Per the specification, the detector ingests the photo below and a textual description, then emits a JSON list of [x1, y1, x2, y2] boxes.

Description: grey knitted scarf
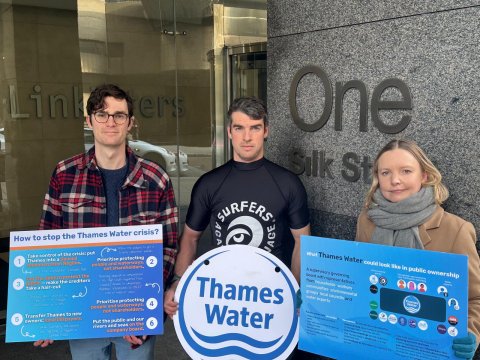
[[368, 186, 436, 249]]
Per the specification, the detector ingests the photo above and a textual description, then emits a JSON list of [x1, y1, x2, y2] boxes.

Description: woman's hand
[[452, 332, 477, 359]]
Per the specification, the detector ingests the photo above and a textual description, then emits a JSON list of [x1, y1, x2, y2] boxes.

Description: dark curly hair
[[86, 84, 133, 117]]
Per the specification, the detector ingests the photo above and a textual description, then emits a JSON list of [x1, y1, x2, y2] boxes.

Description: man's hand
[[123, 335, 148, 347], [164, 284, 179, 318], [163, 225, 201, 318], [33, 339, 54, 348]]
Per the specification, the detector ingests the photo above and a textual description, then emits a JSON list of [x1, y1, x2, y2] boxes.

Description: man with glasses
[[35, 84, 178, 360]]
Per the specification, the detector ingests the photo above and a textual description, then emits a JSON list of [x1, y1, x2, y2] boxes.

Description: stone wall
[[267, 2, 480, 240]]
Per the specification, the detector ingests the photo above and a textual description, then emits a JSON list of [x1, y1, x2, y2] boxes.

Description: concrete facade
[[267, 2, 480, 240]]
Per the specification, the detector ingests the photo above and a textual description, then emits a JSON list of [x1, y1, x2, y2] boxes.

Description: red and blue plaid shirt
[[40, 146, 178, 287]]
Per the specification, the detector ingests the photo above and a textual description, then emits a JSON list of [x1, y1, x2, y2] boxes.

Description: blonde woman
[[356, 139, 480, 359]]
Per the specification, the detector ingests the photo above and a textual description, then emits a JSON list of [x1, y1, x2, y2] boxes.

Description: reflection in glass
[[77, 0, 220, 224], [0, 0, 267, 238]]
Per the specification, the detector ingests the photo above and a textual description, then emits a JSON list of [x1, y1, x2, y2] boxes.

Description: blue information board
[[300, 236, 468, 360], [7, 225, 164, 342]]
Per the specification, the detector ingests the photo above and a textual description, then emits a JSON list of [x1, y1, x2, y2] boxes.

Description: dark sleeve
[[39, 168, 63, 230], [159, 177, 178, 288], [185, 175, 212, 232], [287, 174, 310, 229]]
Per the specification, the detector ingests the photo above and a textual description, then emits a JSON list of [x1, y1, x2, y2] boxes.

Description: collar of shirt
[[78, 146, 149, 190]]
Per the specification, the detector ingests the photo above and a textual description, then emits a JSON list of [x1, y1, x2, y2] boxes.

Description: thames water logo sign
[[173, 245, 299, 359], [403, 295, 421, 314]]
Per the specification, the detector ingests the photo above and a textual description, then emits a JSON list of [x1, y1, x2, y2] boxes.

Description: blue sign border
[[299, 236, 468, 360]]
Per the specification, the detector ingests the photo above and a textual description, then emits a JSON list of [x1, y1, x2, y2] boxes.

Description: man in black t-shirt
[[164, 96, 310, 317]]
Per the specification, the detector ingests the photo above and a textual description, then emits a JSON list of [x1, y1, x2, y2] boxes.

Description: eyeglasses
[[93, 111, 129, 125]]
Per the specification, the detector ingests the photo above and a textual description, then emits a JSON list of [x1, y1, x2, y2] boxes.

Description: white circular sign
[[146, 256, 157, 268], [146, 317, 158, 330], [11, 313, 23, 326], [379, 312, 387, 322], [13, 256, 25, 267], [13, 278, 25, 290], [173, 245, 299, 359], [418, 320, 428, 331], [146, 298, 158, 310]]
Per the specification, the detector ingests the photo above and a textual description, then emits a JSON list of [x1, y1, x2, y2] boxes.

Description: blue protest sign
[[7, 225, 163, 342], [300, 236, 468, 360]]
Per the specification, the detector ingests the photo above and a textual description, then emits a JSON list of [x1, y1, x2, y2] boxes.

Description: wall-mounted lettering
[[288, 148, 373, 183], [289, 65, 412, 134]]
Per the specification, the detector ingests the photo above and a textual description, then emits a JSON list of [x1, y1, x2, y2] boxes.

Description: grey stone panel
[[309, 209, 358, 241], [266, 6, 480, 238], [268, 1, 480, 37]]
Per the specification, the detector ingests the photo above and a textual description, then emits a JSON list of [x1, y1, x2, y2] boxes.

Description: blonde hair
[[365, 139, 449, 207]]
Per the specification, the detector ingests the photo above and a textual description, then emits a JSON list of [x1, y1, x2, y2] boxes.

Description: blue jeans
[[69, 336, 155, 360]]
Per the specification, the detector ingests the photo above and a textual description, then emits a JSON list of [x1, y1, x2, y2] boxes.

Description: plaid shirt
[[40, 146, 178, 287]]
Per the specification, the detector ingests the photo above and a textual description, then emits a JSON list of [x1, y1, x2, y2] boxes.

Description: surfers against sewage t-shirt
[[186, 158, 309, 263]]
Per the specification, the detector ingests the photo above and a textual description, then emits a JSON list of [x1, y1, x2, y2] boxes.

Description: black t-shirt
[[186, 158, 310, 263]]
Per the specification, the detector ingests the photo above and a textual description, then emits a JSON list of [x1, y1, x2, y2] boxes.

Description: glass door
[[230, 42, 267, 102], [225, 42, 267, 160]]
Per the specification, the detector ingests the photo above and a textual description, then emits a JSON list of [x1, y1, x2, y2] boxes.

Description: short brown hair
[[86, 84, 133, 117], [227, 97, 268, 126]]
